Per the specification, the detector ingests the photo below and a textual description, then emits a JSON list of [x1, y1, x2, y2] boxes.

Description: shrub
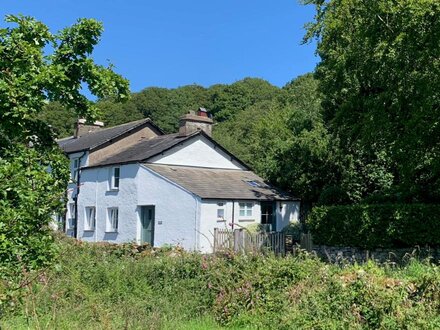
[[318, 185, 350, 206], [307, 204, 440, 249], [2, 236, 440, 329], [281, 222, 302, 242]]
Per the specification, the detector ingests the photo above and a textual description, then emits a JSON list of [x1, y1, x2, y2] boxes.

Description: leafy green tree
[[209, 78, 281, 121], [0, 15, 129, 309], [303, 0, 440, 203], [38, 102, 77, 138], [214, 74, 337, 205]]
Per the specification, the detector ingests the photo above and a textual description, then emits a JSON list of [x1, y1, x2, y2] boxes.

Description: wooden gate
[[214, 228, 286, 255]]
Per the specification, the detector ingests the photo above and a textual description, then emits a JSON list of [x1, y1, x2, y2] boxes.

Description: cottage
[[57, 109, 300, 253]]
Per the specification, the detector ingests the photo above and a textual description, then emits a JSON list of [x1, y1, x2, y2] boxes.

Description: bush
[[318, 185, 350, 206], [307, 204, 440, 249], [2, 236, 440, 329], [281, 222, 302, 241]]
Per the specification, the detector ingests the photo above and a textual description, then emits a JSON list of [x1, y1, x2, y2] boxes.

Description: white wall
[[199, 200, 261, 253], [150, 135, 246, 169], [137, 165, 199, 250], [199, 200, 232, 253], [276, 201, 300, 230], [74, 163, 199, 250], [199, 200, 300, 253], [77, 163, 139, 244]]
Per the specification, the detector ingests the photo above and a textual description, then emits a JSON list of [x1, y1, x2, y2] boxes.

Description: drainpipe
[[73, 151, 86, 239], [231, 200, 235, 230], [63, 188, 68, 233], [194, 196, 199, 250], [94, 169, 99, 242]]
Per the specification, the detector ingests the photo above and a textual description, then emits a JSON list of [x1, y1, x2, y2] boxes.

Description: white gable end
[[149, 135, 246, 170]]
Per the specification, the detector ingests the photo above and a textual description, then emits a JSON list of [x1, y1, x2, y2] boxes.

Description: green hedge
[[307, 204, 440, 249]]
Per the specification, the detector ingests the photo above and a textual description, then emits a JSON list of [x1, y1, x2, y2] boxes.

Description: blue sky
[[1, 1, 318, 93]]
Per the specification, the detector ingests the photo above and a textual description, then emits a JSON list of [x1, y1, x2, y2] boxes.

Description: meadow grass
[[2, 237, 440, 329]]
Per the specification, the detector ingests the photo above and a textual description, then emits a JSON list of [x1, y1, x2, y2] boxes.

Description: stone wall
[[310, 245, 440, 264]]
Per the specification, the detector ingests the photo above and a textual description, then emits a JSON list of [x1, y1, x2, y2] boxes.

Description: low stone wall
[[311, 245, 440, 264]]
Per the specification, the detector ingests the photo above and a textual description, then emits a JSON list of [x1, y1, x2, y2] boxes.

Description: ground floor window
[[85, 207, 96, 231], [239, 202, 253, 217], [68, 203, 76, 229], [107, 207, 119, 232], [217, 202, 225, 220]]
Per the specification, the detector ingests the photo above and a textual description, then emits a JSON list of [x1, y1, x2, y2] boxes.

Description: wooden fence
[[213, 228, 286, 255]]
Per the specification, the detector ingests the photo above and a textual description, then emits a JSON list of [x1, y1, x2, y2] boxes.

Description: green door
[[141, 206, 155, 245]]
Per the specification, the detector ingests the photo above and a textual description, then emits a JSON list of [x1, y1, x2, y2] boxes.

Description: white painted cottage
[[57, 109, 300, 253]]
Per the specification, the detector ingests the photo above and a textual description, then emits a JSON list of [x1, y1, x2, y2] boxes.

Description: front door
[[260, 201, 276, 232], [140, 206, 155, 245]]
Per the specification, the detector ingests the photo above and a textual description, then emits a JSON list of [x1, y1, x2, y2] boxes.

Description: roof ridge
[[86, 118, 150, 134], [146, 163, 249, 171]]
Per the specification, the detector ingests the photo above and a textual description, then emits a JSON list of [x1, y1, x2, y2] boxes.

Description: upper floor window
[[110, 167, 120, 190], [71, 158, 79, 182], [239, 202, 253, 217], [84, 207, 96, 231]]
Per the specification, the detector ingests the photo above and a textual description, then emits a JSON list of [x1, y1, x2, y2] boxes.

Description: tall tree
[[0, 15, 129, 307], [303, 0, 440, 202], [213, 74, 337, 205]]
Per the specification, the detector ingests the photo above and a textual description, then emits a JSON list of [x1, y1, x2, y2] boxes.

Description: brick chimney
[[179, 108, 214, 137], [74, 118, 104, 138]]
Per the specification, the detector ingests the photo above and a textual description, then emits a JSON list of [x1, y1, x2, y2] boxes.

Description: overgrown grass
[[2, 236, 440, 329]]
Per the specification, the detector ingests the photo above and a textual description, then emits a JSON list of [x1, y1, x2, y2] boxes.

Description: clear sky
[[1, 0, 318, 93]]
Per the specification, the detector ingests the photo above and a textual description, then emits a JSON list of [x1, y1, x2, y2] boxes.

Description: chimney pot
[[179, 108, 213, 137], [74, 119, 104, 138]]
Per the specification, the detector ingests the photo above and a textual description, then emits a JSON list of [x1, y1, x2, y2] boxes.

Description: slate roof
[[144, 164, 298, 201], [58, 119, 162, 154], [93, 133, 192, 166]]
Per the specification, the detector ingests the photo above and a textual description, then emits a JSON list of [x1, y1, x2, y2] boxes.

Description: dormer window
[[110, 167, 120, 190]]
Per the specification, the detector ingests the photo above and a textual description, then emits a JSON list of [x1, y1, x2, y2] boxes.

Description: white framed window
[[110, 167, 120, 190], [68, 203, 76, 229], [217, 202, 225, 220], [239, 202, 253, 217], [84, 207, 96, 231], [71, 158, 79, 182], [56, 213, 64, 230], [107, 208, 118, 232]]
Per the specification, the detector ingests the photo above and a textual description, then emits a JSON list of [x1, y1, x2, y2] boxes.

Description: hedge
[[307, 204, 440, 249]]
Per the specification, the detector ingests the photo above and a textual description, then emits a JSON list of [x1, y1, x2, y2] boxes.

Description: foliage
[[0, 14, 129, 310], [317, 185, 350, 206], [2, 236, 440, 329], [214, 74, 337, 205], [208, 77, 281, 122], [303, 0, 440, 203], [308, 204, 440, 249], [281, 221, 302, 242], [37, 102, 77, 138]]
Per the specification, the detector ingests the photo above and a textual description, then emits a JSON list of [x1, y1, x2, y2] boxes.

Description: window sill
[[108, 188, 119, 192], [105, 231, 118, 233], [216, 219, 226, 223], [84, 229, 95, 232], [238, 219, 255, 222]]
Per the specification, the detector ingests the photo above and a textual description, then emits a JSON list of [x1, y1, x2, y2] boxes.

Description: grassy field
[[2, 237, 440, 329]]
